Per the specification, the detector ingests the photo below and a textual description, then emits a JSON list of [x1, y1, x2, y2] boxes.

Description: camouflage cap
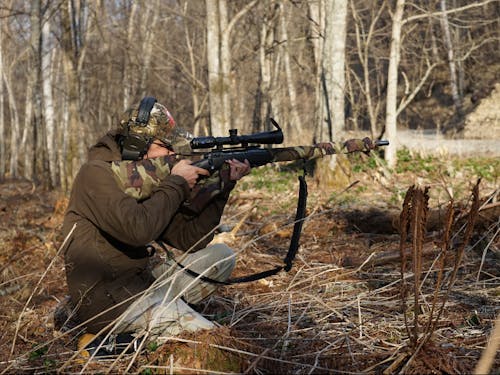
[[120, 101, 193, 154]]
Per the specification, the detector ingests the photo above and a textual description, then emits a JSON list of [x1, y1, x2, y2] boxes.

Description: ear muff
[[121, 134, 149, 160], [121, 96, 158, 160]]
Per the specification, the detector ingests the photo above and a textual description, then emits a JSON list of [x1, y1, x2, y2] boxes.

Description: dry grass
[[0, 155, 498, 374]]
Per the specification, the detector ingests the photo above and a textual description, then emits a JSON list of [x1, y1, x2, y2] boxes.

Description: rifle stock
[[192, 144, 333, 172]]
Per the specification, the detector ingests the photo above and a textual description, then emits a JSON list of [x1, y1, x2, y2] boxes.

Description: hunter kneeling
[[60, 96, 250, 351]]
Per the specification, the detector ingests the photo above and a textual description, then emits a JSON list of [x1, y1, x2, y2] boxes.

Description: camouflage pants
[[113, 243, 235, 342]]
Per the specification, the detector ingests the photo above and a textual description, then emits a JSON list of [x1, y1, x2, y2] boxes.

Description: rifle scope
[[191, 119, 284, 149]]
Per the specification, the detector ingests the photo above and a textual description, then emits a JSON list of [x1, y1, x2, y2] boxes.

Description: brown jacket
[[62, 131, 231, 333]]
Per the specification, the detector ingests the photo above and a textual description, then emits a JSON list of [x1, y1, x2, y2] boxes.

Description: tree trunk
[[322, 0, 348, 141], [218, 0, 231, 134], [206, 0, 224, 135], [42, 18, 57, 188], [0, 23, 5, 179], [60, 0, 81, 188], [308, 0, 325, 142], [206, 0, 256, 135], [279, 2, 303, 142], [138, 1, 159, 98], [5, 67, 20, 178], [58, 86, 69, 192], [440, 0, 464, 132], [123, 1, 138, 109], [351, 1, 386, 138], [256, 1, 276, 132], [384, 0, 406, 168], [315, 0, 349, 191], [181, 2, 206, 136], [20, 0, 42, 182]]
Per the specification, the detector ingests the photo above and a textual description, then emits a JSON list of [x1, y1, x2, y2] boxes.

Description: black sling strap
[[157, 174, 308, 285]]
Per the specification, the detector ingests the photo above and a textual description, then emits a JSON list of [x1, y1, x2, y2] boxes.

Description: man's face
[[145, 140, 174, 159]]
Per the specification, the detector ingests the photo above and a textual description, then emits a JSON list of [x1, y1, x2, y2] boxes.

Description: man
[[61, 96, 250, 345]]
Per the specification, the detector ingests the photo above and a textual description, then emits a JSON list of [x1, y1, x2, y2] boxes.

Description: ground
[[0, 148, 498, 374]]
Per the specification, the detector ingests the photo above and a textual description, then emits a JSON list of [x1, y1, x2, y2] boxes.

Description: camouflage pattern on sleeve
[[111, 155, 176, 201], [110, 155, 228, 213], [270, 143, 338, 162]]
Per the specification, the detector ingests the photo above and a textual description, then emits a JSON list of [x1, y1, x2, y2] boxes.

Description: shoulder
[[79, 160, 112, 174], [73, 160, 116, 188]]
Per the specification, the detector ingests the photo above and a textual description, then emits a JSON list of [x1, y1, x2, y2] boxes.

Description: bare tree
[[321, 0, 348, 142], [138, 1, 160, 98], [206, 0, 257, 135], [0, 13, 5, 179], [308, 0, 325, 141], [42, 16, 57, 188], [350, 0, 387, 138], [123, 2, 138, 110], [60, 0, 83, 187], [278, 2, 303, 141], [178, 1, 209, 136], [439, 0, 463, 130], [384, 0, 405, 168], [18, 0, 42, 182]]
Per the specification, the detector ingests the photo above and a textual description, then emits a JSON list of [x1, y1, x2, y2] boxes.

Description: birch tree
[[0, 18, 5, 179], [313, 0, 349, 190], [206, 0, 224, 135], [138, 1, 159, 99], [439, 0, 463, 129], [350, 0, 387, 138], [181, 1, 208, 136], [279, 2, 302, 142], [255, 1, 278, 133], [60, 0, 82, 187], [42, 17, 57, 187], [206, 0, 257, 135], [0, 3, 20, 178], [384, 0, 405, 168], [123, 2, 138, 109], [17, 1, 42, 180], [308, 0, 325, 141], [321, 0, 348, 142]]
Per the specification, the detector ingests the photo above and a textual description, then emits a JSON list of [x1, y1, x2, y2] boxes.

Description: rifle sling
[[157, 174, 308, 285]]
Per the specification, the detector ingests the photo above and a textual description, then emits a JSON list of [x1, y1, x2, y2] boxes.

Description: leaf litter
[[0, 158, 498, 374]]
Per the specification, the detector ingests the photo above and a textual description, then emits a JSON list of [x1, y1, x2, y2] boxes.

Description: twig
[[357, 296, 363, 339], [8, 223, 76, 360], [474, 314, 500, 375], [476, 223, 500, 282]]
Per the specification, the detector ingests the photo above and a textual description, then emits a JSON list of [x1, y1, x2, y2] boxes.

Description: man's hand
[[226, 159, 251, 181], [171, 159, 210, 188]]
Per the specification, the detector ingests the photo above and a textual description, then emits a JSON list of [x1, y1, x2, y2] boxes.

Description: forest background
[[0, 0, 499, 374], [0, 0, 498, 190]]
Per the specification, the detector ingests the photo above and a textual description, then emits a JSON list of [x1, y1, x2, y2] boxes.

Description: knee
[[206, 243, 236, 270]]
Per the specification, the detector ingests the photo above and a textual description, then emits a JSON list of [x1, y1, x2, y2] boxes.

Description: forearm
[[160, 193, 230, 251]]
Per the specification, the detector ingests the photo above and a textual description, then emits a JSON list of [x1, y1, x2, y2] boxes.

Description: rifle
[[110, 120, 388, 213], [188, 119, 388, 172]]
